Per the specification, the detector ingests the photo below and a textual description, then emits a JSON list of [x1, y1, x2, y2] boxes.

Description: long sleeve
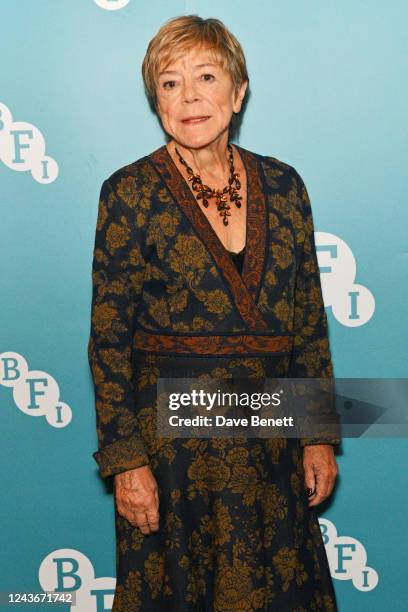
[[288, 169, 341, 448], [88, 176, 149, 478]]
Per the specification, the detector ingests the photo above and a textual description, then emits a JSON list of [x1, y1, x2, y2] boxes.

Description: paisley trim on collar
[[235, 144, 269, 306], [148, 144, 269, 332]]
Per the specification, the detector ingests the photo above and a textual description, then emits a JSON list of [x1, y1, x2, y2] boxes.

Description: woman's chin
[[172, 132, 220, 150]]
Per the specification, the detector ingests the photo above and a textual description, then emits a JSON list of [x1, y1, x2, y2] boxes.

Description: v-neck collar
[[148, 144, 269, 331]]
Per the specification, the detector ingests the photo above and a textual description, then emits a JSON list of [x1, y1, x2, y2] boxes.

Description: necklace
[[174, 143, 242, 226]]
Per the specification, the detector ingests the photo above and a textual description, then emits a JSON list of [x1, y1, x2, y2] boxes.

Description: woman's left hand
[[302, 444, 338, 507]]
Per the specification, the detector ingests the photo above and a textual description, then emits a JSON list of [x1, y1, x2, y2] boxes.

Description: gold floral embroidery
[[106, 216, 131, 254], [273, 547, 308, 592], [116, 176, 137, 207], [187, 455, 231, 496], [198, 289, 233, 315]]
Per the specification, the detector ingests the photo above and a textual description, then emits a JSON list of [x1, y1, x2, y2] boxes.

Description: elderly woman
[[88, 14, 341, 612]]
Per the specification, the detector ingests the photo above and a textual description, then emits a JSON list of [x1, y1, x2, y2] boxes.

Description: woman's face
[[155, 46, 247, 149]]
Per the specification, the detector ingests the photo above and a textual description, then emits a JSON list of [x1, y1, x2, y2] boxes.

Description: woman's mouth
[[181, 116, 210, 125]]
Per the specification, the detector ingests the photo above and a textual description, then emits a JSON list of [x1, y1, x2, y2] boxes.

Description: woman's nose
[[182, 80, 199, 103]]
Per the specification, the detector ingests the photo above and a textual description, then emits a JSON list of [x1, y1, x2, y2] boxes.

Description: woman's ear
[[233, 80, 248, 114]]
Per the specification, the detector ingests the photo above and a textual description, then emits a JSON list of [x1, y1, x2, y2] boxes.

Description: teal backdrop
[[1, 1, 407, 610]]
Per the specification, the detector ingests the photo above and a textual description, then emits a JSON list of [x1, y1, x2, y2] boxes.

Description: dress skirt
[[111, 354, 338, 612]]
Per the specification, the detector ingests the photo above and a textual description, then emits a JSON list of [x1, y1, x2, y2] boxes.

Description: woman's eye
[[163, 80, 176, 89], [201, 73, 215, 82]]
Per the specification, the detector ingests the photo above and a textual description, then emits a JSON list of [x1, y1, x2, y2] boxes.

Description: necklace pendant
[[217, 200, 230, 212], [175, 143, 241, 227]]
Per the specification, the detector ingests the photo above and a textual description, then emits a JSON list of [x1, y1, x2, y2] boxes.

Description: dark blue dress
[[88, 144, 340, 611]]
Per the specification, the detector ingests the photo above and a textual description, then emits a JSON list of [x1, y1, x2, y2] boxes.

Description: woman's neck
[[167, 136, 231, 179]]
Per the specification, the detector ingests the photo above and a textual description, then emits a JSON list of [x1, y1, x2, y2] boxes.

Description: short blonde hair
[[142, 15, 249, 108]]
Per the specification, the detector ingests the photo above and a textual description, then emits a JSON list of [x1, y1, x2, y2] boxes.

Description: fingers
[[146, 508, 160, 533], [302, 446, 338, 507], [116, 500, 159, 534], [114, 467, 160, 535], [133, 512, 150, 535], [139, 513, 160, 534], [303, 463, 316, 501], [308, 482, 333, 506], [307, 464, 338, 507], [116, 491, 160, 534]]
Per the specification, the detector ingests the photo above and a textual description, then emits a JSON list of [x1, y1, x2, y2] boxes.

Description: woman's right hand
[[114, 465, 160, 535]]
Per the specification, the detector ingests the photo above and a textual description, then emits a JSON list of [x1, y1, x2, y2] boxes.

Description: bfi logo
[[319, 518, 379, 591], [39, 549, 116, 611], [94, 0, 130, 9], [316, 232, 375, 327], [0, 102, 58, 183], [0, 352, 72, 428]]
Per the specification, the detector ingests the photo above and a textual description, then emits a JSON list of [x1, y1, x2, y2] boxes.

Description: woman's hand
[[302, 444, 338, 507], [114, 465, 160, 535]]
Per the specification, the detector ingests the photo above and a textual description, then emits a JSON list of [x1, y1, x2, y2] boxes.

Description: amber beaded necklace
[[174, 143, 242, 226]]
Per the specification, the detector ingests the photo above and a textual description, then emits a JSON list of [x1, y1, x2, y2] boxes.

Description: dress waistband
[[133, 328, 293, 357]]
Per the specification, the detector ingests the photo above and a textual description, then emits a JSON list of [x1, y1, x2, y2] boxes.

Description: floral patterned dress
[[88, 144, 341, 611]]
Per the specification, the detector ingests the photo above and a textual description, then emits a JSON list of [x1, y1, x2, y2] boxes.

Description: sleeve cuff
[[300, 437, 341, 447], [92, 434, 150, 479]]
